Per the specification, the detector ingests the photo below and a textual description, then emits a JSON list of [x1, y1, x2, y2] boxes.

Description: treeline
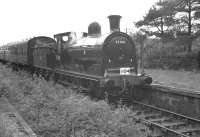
[[135, 0, 200, 52]]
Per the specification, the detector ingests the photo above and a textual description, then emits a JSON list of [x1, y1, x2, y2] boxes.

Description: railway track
[[57, 79, 200, 137], [131, 100, 200, 137], [28, 70, 200, 137]]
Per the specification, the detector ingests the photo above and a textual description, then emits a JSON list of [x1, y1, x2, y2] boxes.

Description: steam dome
[[88, 22, 101, 36]]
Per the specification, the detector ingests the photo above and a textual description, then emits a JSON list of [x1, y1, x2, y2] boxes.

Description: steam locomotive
[[0, 15, 152, 99]]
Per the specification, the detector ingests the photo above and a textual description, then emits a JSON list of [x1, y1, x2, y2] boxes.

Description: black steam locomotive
[[0, 15, 152, 98]]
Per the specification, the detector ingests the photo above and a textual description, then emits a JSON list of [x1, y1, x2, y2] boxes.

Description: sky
[[0, 0, 158, 45]]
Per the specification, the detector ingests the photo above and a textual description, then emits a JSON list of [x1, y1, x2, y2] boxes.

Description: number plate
[[120, 67, 130, 75]]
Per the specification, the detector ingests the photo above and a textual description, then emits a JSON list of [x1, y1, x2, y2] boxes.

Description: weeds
[[0, 64, 149, 137]]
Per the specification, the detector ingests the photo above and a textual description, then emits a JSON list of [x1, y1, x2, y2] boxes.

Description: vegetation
[[142, 39, 199, 70], [0, 64, 149, 137], [135, 0, 200, 52], [132, 0, 200, 70]]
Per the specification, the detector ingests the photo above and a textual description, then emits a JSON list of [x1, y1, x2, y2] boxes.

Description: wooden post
[[141, 41, 145, 75]]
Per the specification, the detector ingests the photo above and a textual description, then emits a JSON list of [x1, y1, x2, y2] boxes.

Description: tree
[[171, 0, 200, 52], [135, 0, 176, 41], [135, 0, 200, 52]]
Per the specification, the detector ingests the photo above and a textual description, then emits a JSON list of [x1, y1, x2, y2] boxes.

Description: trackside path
[[0, 97, 37, 137]]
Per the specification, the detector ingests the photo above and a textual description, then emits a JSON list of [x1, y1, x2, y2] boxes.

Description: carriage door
[[47, 48, 56, 68], [27, 41, 34, 66]]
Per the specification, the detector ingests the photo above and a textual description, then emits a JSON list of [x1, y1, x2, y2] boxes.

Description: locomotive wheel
[[88, 81, 95, 97], [87, 81, 102, 99], [72, 79, 82, 93], [105, 87, 123, 97]]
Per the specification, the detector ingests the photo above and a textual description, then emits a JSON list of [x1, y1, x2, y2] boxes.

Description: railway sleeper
[[146, 117, 200, 137], [131, 101, 200, 137], [137, 113, 162, 119], [148, 117, 172, 123], [159, 121, 187, 128], [150, 133, 164, 137], [176, 126, 200, 134], [149, 129, 164, 137], [143, 115, 200, 137]]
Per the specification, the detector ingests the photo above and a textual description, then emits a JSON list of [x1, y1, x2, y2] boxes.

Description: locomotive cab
[[54, 32, 77, 68], [54, 32, 76, 53]]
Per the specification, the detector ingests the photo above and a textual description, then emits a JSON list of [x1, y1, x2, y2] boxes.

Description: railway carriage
[[15, 41, 28, 65], [4, 44, 17, 63], [0, 36, 56, 69], [0, 46, 5, 61], [30, 37, 56, 68]]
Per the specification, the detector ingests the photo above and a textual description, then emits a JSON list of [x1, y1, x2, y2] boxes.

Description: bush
[[143, 40, 198, 70]]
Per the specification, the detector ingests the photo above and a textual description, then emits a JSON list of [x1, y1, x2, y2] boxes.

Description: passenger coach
[[0, 36, 56, 69]]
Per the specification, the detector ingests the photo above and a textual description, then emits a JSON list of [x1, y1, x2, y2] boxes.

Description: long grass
[[0, 64, 149, 137]]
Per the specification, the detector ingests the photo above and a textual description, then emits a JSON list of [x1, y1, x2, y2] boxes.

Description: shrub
[[143, 40, 198, 70]]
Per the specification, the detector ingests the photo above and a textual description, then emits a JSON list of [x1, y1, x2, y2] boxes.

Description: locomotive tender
[[0, 15, 152, 98]]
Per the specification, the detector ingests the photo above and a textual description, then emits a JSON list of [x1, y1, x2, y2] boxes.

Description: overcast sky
[[0, 0, 158, 44]]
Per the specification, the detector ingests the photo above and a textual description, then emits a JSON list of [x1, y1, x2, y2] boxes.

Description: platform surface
[[143, 69, 200, 92]]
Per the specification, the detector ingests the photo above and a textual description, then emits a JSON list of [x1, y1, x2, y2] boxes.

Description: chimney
[[108, 15, 121, 32]]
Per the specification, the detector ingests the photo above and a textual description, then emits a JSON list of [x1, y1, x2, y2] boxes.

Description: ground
[[143, 69, 200, 91]]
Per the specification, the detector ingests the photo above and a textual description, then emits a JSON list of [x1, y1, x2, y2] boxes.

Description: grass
[[0, 64, 149, 137], [143, 68, 200, 91]]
